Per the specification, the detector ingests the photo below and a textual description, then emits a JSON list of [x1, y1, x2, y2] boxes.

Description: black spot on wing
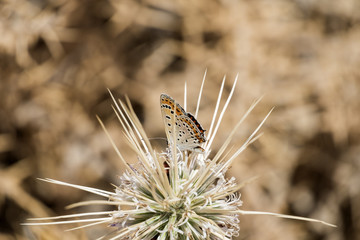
[[186, 112, 206, 135]]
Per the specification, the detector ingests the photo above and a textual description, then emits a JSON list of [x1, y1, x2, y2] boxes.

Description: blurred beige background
[[1, 0, 359, 239]]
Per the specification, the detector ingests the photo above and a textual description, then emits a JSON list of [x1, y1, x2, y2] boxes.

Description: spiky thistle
[[24, 72, 335, 239]]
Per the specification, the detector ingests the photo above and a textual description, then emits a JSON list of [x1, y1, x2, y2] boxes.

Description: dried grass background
[[1, 0, 359, 239]]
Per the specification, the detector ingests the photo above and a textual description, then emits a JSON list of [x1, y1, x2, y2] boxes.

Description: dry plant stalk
[[24, 73, 335, 239]]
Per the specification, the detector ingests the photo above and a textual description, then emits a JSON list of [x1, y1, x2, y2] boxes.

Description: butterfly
[[160, 94, 206, 152]]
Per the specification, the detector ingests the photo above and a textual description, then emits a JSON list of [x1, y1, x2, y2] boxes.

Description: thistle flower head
[[25, 73, 335, 239]]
